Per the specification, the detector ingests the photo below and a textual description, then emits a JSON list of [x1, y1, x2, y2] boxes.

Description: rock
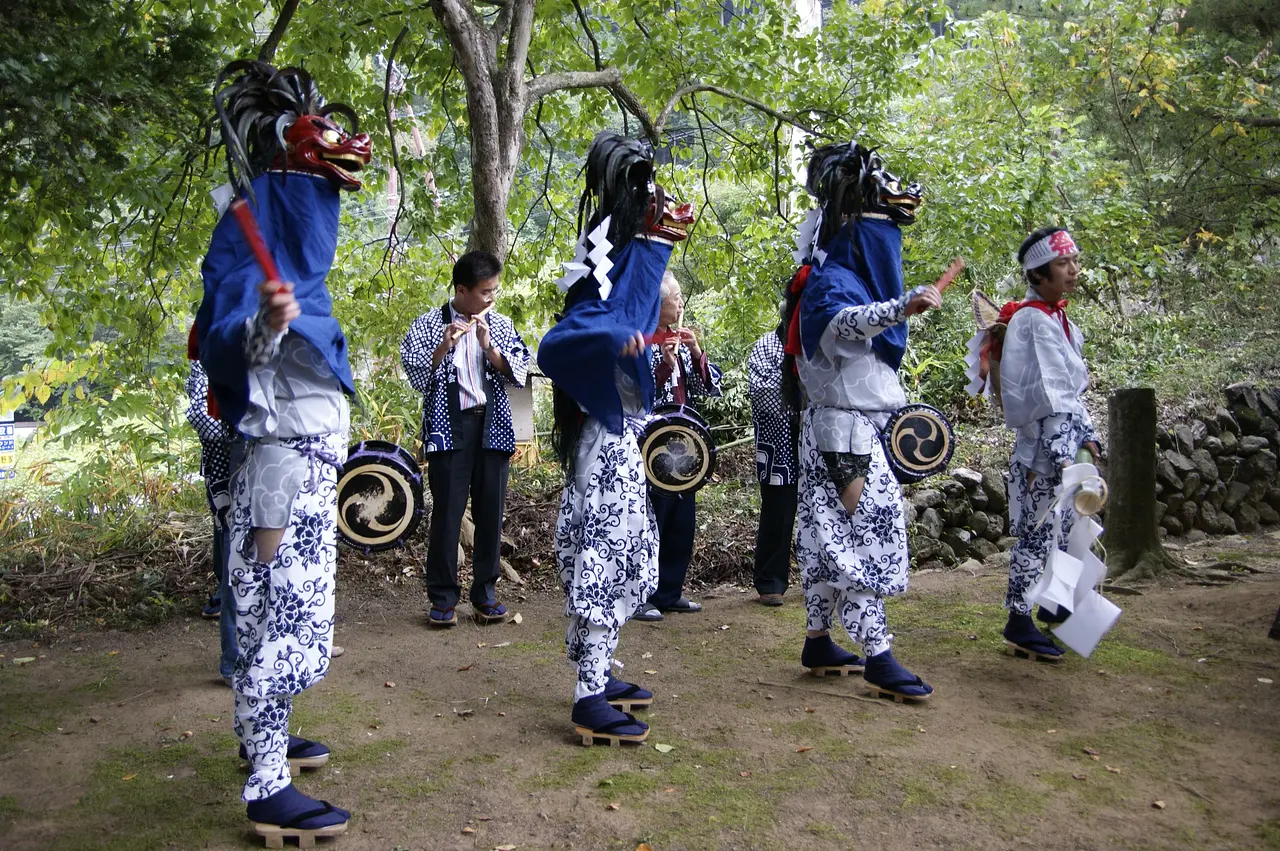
[[1219, 513, 1238, 535], [1186, 528, 1208, 543], [981, 470, 1008, 514], [1201, 435, 1224, 456], [1225, 381, 1260, 416], [967, 511, 991, 538], [952, 468, 984, 491], [1244, 449, 1278, 481], [1196, 501, 1222, 534], [958, 558, 985, 573], [986, 551, 1012, 572], [1182, 472, 1202, 500], [1251, 477, 1270, 503], [1165, 450, 1196, 474], [918, 559, 946, 573], [1189, 419, 1208, 446], [1156, 429, 1174, 451], [1165, 493, 1185, 513], [1202, 414, 1221, 438], [1220, 430, 1239, 454], [1160, 513, 1184, 536], [1236, 406, 1263, 435], [1207, 480, 1226, 510], [941, 526, 973, 558], [936, 542, 958, 567], [1154, 500, 1167, 521], [1216, 407, 1239, 435], [997, 536, 1018, 552], [1260, 388, 1280, 421], [940, 497, 972, 527], [1234, 504, 1260, 533], [911, 489, 944, 509], [1258, 502, 1280, 526], [969, 488, 989, 510], [1216, 456, 1239, 482], [1173, 423, 1196, 456], [940, 480, 967, 499], [903, 501, 918, 526], [1177, 500, 1198, 531], [1191, 448, 1218, 483], [1260, 416, 1280, 442], [1156, 458, 1184, 491], [1240, 435, 1270, 454], [1155, 481, 1164, 498], [1159, 526, 1168, 539], [970, 537, 999, 560], [1266, 487, 1280, 513], [1223, 481, 1252, 514], [917, 507, 944, 539]]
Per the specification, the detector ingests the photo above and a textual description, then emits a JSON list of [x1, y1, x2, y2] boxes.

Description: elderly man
[[634, 271, 723, 622]]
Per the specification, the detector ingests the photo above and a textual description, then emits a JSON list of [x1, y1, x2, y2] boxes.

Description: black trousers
[[753, 482, 797, 596], [425, 412, 510, 609], [648, 488, 697, 610]]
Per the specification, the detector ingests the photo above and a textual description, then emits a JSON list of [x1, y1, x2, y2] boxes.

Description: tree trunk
[[1101, 387, 1180, 583]]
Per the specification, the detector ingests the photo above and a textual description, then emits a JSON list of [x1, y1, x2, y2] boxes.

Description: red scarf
[[783, 264, 812, 358], [984, 298, 1071, 364], [187, 323, 221, 419]]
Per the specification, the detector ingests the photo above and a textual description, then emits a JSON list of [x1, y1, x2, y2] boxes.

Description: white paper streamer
[[555, 215, 615, 299]]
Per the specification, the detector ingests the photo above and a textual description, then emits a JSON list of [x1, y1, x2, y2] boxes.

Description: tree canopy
[[1, 0, 1277, 457]]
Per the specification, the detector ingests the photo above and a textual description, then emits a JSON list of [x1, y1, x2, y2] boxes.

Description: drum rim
[[641, 412, 717, 494], [337, 446, 425, 551]]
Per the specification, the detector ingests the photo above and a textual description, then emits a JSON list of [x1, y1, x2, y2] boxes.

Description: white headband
[[1021, 230, 1078, 270]]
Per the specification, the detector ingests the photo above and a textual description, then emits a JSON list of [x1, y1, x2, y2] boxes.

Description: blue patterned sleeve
[[401, 312, 448, 395], [184, 363, 228, 444], [243, 309, 284, 369], [828, 286, 925, 342], [494, 318, 530, 388], [1039, 412, 1092, 468]]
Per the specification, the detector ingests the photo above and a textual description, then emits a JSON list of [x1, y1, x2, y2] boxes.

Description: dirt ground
[[1, 533, 1278, 851]]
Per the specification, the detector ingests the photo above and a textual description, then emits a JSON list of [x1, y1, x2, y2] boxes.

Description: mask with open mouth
[[645, 184, 694, 242], [213, 60, 374, 198], [281, 113, 372, 191]]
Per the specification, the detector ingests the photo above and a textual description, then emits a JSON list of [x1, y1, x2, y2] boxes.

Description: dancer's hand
[[661, 338, 679, 369], [678, 327, 702, 359], [619, 330, 646, 358], [905, 285, 942, 317], [259, 280, 299, 332]]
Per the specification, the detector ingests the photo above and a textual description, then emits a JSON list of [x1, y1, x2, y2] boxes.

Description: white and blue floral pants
[[556, 417, 657, 701], [1006, 462, 1076, 616], [796, 409, 908, 657], [227, 433, 346, 801]]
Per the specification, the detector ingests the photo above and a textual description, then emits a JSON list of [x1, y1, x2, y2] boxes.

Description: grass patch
[[964, 777, 1047, 832], [1089, 639, 1180, 678], [522, 743, 614, 790], [597, 770, 661, 799], [338, 736, 409, 769], [1257, 819, 1280, 850]]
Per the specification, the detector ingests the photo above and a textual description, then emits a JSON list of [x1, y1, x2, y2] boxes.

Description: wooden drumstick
[[934, 256, 965, 294]]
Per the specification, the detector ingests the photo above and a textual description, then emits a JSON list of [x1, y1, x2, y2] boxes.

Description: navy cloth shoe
[[604, 671, 653, 709], [571, 694, 648, 738], [246, 783, 350, 830], [1005, 612, 1065, 658], [863, 650, 934, 698], [239, 735, 331, 764], [1037, 605, 1071, 626], [801, 635, 865, 670], [201, 596, 221, 620]]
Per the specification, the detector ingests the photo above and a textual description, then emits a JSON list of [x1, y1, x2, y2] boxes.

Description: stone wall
[[902, 381, 1280, 569]]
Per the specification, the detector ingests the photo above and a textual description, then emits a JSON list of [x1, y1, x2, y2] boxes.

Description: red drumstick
[[230, 199, 286, 293], [934, 256, 965, 294]]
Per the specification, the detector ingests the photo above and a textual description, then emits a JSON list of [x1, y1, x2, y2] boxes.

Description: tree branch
[[258, 0, 301, 63], [525, 68, 622, 106], [502, 0, 536, 100], [653, 83, 824, 139]]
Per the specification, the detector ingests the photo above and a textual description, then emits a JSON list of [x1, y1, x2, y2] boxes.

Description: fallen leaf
[[180, 731, 193, 739], [12, 657, 35, 665], [121, 774, 136, 781], [1152, 800, 1166, 809], [917, 727, 927, 733], [1047, 729, 1058, 734], [662, 787, 676, 793], [477, 642, 488, 648], [108, 650, 120, 657], [718, 625, 730, 630], [739, 771, 753, 777], [1192, 626, 1203, 631], [796, 746, 813, 753], [454, 708, 475, 717], [457, 664, 473, 672], [606, 802, 620, 810], [653, 743, 674, 754], [478, 816, 492, 821], [511, 613, 523, 624], [1105, 765, 1122, 774], [644, 670, 658, 675], [1072, 773, 1087, 781], [642, 652, 653, 659], [637, 845, 654, 851], [1258, 678, 1273, 684], [89, 717, 101, 723], [385, 682, 396, 688], [1083, 747, 1100, 756], [461, 827, 476, 835], [498, 712, 507, 717], [369, 723, 381, 729], [494, 845, 518, 851], [967, 634, 978, 640], [493, 642, 511, 648], [804, 706, 816, 713]]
